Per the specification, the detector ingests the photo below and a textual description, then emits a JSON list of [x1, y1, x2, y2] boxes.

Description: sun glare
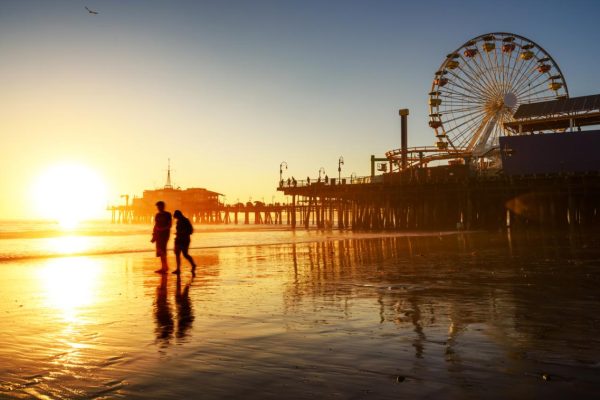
[[42, 235, 93, 256], [39, 257, 101, 322], [31, 163, 107, 229]]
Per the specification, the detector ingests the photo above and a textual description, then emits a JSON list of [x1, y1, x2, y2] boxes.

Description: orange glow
[[38, 257, 101, 322], [42, 235, 93, 256], [30, 163, 107, 229]]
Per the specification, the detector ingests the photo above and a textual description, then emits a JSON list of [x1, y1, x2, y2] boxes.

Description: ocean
[[0, 219, 375, 262], [1, 221, 599, 398]]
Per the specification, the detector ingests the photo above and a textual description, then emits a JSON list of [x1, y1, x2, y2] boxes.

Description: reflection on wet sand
[[283, 231, 600, 390], [154, 274, 196, 346], [175, 276, 194, 339], [1, 231, 599, 398], [154, 275, 174, 345]]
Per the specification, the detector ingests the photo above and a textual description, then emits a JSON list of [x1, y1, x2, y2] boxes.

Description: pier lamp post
[[318, 167, 325, 182], [279, 161, 288, 186], [338, 156, 344, 181]]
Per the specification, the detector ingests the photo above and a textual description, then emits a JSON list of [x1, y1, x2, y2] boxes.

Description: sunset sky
[[1, 0, 599, 220]]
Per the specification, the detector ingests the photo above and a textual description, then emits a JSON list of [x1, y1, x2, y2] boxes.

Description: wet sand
[[1, 230, 599, 399]]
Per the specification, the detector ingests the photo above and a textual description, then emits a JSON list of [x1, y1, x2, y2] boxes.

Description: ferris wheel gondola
[[428, 32, 568, 157]]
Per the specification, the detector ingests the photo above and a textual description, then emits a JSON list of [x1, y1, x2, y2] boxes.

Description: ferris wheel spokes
[[428, 32, 568, 157]]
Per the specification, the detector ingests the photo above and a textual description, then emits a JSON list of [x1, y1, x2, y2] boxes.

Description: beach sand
[[1, 231, 599, 399]]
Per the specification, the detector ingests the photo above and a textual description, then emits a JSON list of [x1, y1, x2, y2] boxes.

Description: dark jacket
[[175, 216, 193, 241], [152, 211, 172, 242]]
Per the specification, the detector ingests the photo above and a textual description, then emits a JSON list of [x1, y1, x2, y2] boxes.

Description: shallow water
[[1, 230, 599, 399], [0, 220, 432, 261]]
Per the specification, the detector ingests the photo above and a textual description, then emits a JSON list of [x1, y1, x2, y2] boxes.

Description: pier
[[278, 94, 600, 231], [277, 168, 600, 230], [109, 165, 600, 231], [109, 202, 288, 226]]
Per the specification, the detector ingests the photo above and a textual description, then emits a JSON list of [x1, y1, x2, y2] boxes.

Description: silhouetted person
[[325, 175, 329, 184], [154, 274, 174, 345], [175, 274, 194, 339], [152, 201, 172, 274], [172, 210, 196, 275]]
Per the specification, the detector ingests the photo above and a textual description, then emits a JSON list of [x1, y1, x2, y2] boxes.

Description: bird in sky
[[85, 6, 99, 15]]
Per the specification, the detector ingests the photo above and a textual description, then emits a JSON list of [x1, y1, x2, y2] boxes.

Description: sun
[[31, 163, 108, 229]]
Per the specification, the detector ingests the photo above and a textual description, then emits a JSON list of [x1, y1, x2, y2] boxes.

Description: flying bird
[[85, 6, 99, 15]]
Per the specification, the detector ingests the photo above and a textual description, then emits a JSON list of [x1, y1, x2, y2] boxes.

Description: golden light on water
[[42, 235, 93, 256], [38, 257, 101, 322], [30, 163, 108, 229]]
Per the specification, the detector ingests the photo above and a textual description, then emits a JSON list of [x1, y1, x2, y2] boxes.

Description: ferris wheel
[[429, 32, 568, 156]]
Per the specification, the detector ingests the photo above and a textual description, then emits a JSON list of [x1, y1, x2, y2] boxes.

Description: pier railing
[[279, 175, 374, 188]]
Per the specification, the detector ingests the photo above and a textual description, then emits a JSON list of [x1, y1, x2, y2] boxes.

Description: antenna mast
[[165, 159, 173, 189]]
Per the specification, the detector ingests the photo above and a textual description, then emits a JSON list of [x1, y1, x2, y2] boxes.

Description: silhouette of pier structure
[[278, 103, 600, 231], [277, 168, 600, 230], [109, 200, 289, 225], [111, 96, 600, 230], [108, 162, 290, 225], [109, 168, 600, 230]]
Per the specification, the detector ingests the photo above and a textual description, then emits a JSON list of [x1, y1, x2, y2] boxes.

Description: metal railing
[[278, 175, 374, 188]]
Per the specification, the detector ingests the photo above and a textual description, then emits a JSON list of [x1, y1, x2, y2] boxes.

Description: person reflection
[[409, 296, 425, 359], [175, 274, 194, 339], [154, 274, 174, 345]]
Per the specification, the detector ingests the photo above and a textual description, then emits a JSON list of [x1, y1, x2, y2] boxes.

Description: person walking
[[172, 210, 197, 275], [152, 201, 172, 274]]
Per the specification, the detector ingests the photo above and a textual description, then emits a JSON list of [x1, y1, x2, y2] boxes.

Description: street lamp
[[318, 167, 325, 182], [279, 161, 288, 186], [338, 156, 344, 181]]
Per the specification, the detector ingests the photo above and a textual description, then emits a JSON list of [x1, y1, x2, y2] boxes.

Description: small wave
[[0, 220, 293, 240], [0, 248, 153, 263], [0, 230, 462, 264], [0, 226, 152, 240]]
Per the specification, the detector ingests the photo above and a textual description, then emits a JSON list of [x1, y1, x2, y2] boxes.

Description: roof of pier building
[[504, 94, 600, 133]]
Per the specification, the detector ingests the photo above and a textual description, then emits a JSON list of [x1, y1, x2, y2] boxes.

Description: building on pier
[[109, 161, 223, 223], [130, 187, 222, 222]]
